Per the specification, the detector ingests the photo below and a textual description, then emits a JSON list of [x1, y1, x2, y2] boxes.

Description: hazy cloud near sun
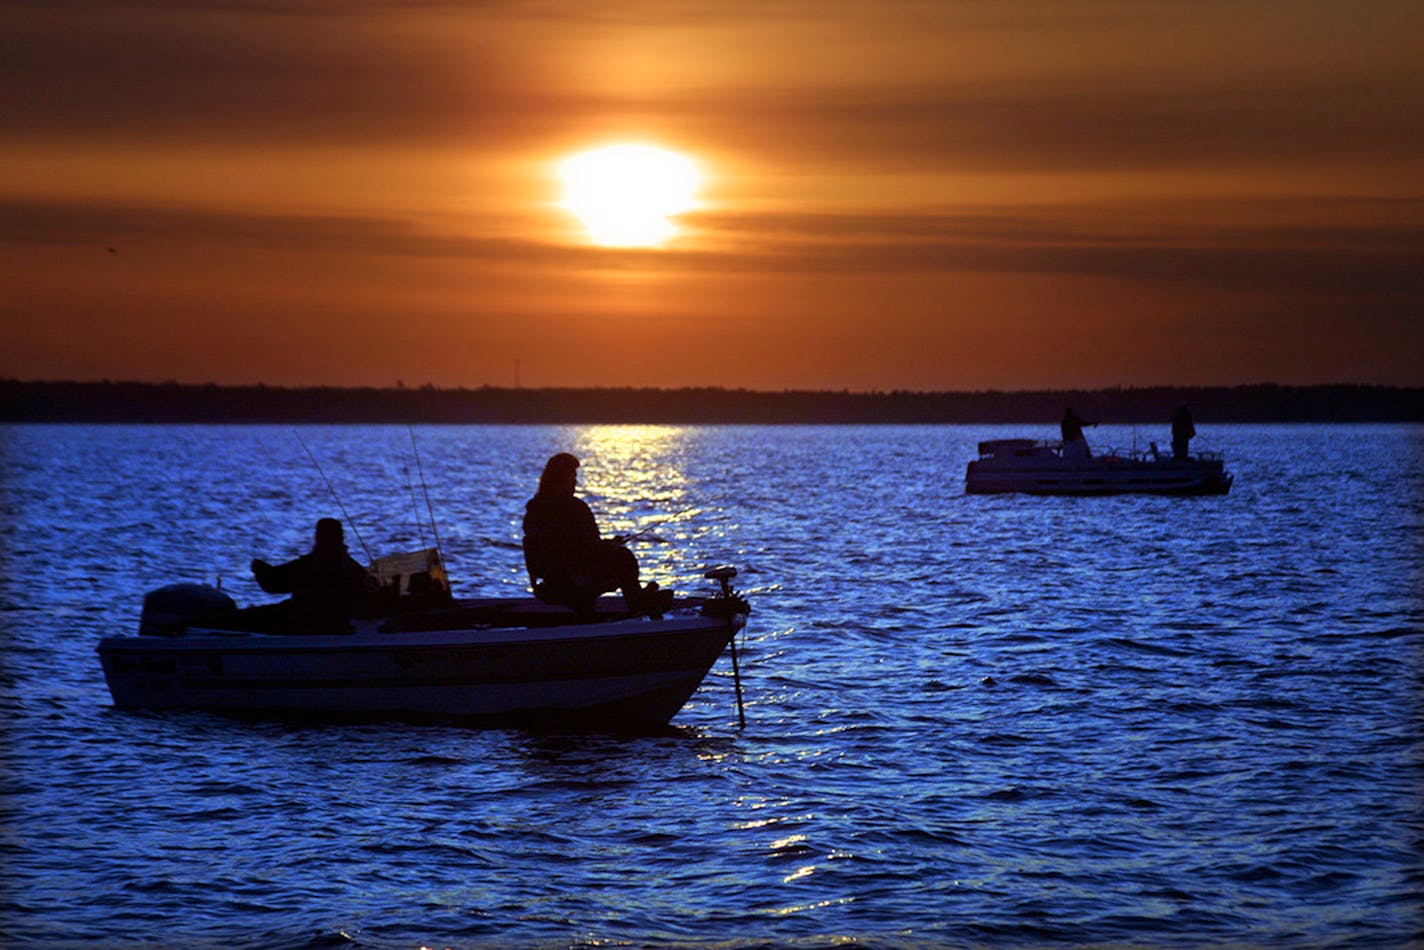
[[10, 195, 1421, 302], [688, 80, 1424, 174]]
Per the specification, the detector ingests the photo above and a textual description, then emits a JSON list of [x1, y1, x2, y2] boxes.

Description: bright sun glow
[[559, 143, 701, 247]]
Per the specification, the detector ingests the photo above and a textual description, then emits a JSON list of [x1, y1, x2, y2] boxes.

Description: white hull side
[[98, 614, 743, 726], [966, 461, 1232, 496]]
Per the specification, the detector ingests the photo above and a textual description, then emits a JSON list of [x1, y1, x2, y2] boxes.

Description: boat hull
[[966, 460, 1233, 496], [965, 440, 1233, 496], [97, 611, 744, 727]]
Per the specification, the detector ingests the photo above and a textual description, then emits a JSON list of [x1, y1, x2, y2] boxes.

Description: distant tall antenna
[[514, 358, 521, 389]]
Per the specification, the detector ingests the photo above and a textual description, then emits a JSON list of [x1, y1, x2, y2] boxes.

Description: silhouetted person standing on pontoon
[[1060, 406, 1096, 459], [1172, 402, 1196, 460], [249, 517, 369, 635], [523, 452, 654, 620]]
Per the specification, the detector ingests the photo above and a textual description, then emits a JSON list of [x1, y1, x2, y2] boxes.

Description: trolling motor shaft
[[704, 565, 747, 729]]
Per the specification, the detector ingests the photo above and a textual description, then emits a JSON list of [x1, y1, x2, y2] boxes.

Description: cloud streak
[[3, 0, 1421, 386], [7, 0, 1420, 178], [9, 196, 1421, 300]]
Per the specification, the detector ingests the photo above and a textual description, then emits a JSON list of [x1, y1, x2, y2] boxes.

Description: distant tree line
[[1, 379, 1420, 424]]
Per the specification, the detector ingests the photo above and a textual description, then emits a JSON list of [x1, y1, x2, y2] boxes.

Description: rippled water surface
[[2, 423, 1422, 948]]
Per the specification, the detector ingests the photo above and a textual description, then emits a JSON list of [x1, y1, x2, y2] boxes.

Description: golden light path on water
[[571, 425, 691, 524], [565, 425, 709, 589]]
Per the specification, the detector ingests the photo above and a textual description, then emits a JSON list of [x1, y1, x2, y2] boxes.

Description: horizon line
[[6, 378, 1421, 396]]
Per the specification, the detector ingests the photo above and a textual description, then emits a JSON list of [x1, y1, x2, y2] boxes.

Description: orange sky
[[3, 1, 1421, 390]]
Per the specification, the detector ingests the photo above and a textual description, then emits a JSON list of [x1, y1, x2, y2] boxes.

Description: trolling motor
[[703, 565, 749, 729], [700, 565, 750, 618]]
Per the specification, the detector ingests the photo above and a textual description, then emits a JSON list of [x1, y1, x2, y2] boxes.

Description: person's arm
[[251, 557, 297, 594]]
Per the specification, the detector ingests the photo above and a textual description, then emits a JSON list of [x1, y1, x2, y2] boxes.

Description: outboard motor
[[139, 583, 237, 636]]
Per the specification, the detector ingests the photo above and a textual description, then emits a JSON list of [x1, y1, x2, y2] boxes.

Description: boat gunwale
[[97, 611, 746, 656]]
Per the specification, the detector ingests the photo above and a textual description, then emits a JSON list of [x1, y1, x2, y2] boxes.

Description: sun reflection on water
[[562, 425, 711, 586], [571, 426, 690, 513], [782, 864, 816, 883]]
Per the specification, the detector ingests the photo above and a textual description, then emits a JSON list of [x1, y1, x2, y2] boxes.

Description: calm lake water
[[1, 423, 1421, 948]]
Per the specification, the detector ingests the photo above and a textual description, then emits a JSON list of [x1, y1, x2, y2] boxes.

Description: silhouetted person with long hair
[[523, 452, 650, 620], [1172, 402, 1196, 460], [250, 517, 369, 634]]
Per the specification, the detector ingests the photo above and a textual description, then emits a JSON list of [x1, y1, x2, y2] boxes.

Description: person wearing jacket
[[522, 453, 653, 620], [250, 517, 369, 634]]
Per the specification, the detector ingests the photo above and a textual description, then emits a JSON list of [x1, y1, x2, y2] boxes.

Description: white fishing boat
[[965, 439, 1233, 496], [97, 554, 750, 728]]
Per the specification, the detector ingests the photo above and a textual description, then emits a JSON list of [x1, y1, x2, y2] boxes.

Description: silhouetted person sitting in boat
[[248, 517, 369, 635], [1172, 402, 1196, 461], [523, 452, 654, 620], [1060, 406, 1096, 459]]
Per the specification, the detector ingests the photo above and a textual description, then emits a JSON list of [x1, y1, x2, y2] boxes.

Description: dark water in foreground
[[1, 423, 1421, 949]]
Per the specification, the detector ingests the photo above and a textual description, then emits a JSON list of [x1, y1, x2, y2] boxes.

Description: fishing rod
[[407, 427, 444, 564], [293, 430, 375, 564], [403, 461, 428, 550], [616, 501, 714, 545]]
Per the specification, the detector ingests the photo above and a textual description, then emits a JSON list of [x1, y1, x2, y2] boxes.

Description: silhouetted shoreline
[[2, 379, 1420, 424]]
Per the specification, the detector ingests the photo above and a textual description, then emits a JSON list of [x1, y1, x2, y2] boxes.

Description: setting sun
[[558, 143, 701, 247]]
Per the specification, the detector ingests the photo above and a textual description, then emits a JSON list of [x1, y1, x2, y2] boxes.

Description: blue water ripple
[[1, 423, 1421, 947]]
